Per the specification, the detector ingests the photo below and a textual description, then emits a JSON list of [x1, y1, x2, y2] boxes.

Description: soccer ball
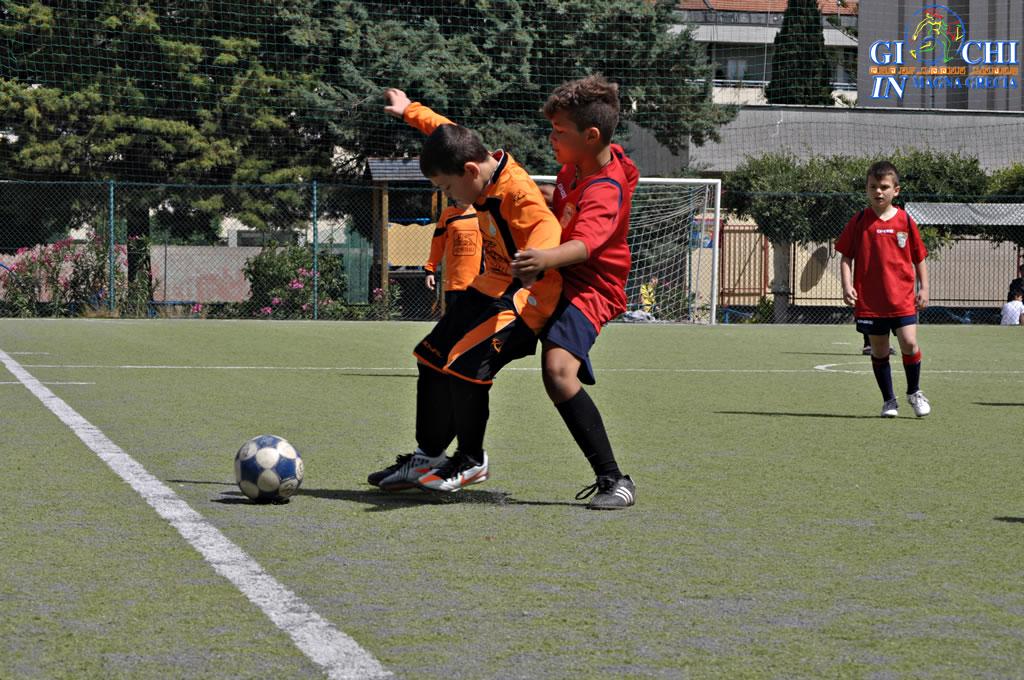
[[234, 435, 304, 503]]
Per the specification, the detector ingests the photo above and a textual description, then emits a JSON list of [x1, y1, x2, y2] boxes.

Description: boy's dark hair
[[420, 124, 489, 177], [867, 160, 900, 185], [542, 75, 620, 145]]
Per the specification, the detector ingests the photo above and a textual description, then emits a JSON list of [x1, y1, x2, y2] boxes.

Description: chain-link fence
[[2, 180, 1022, 324], [719, 193, 1024, 324], [0, 180, 449, 320]]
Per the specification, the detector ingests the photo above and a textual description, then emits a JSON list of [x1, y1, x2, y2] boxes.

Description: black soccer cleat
[[576, 475, 636, 510]]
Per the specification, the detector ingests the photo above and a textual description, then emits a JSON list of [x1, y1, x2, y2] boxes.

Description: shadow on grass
[[297, 487, 583, 511], [994, 516, 1024, 524], [172, 478, 584, 511], [714, 410, 886, 420], [779, 352, 863, 357], [974, 402, 1024, 407]]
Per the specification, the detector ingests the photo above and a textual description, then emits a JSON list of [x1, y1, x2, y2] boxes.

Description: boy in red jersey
[[512, 75, 640, 509], [836, 161, 931, 418]]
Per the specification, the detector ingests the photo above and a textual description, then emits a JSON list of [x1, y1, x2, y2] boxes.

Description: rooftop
[[678, 0, 858, 16]]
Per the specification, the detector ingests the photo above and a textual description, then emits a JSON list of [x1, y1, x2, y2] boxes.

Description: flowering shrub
[[0, 232, 127, 317], [243, 244, 348, 319]]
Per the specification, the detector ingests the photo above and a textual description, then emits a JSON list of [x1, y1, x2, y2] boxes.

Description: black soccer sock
[[448, 376, 490, 465], [555, 388, 621, 479], [903, 350, 922, 394], [415, 363, 455, 456], [871, 355, 896, 401], [861, 332, 871, 347]]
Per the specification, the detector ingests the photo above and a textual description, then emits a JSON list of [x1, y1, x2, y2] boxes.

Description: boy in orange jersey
[[424, 202, 481, 311], [367, 88, 563, 493], [511, 75, 639, 509]]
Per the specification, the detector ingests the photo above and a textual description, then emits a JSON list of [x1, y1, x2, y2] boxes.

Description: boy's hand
[[511, 248, 551, 280], [916, 287, 929, 309], [842, 286, 857, 307], [383, 88, 411, 119], [425, 273, 436, 291]]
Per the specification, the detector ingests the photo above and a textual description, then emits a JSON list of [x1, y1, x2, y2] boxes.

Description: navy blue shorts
[[541, 298, 598, 385], [856, 315, 917, 336]]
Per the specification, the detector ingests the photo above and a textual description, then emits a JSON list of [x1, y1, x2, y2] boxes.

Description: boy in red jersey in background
[[512, 75, 640, 509], [836, 160, 931, 418]]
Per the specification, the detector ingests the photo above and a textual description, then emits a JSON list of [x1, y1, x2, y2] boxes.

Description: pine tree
[[765, 0, 834, 106]]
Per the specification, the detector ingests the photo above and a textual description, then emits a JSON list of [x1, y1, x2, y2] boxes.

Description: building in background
[[676, 0, 860, 105]]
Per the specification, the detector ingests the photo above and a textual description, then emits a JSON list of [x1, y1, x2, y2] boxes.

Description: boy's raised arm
[[383, 87, 455, 136]]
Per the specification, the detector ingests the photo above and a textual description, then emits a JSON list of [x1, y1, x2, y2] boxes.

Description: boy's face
[[429, 162, 484, 206], [865, 172, 900, 213], [547, 109, 600, 166]]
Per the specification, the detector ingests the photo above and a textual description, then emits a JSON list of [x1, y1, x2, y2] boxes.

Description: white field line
[[19, 362, 1024, 376], [0, 348, 391, 680]]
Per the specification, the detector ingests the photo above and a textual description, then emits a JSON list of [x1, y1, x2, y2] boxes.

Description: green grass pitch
[[1, 319, 1022, 679]]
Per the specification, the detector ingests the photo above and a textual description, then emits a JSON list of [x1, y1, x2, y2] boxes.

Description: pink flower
[[271, 297, 281, 305], [191, 303, 203, 314], [301, 303, 309, 312], [288, 279, 304, 290], [16, 247, 27, 256], [260, 306, 273, 315], [297, 267, 311, 277]]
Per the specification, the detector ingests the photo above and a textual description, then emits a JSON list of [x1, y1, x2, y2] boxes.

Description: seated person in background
[[1000, 289, 1024, 326]]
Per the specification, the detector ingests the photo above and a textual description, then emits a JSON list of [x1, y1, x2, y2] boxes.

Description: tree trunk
[[771, 240, 792, 323]]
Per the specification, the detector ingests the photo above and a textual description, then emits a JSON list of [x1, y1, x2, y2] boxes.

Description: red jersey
[[834, 207, 928, 318], [551, 144, 640, 331]]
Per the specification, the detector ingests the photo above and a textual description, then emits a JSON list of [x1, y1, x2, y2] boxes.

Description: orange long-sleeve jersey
[[425, 204, 482, 292], [403, 102, 562, 331]]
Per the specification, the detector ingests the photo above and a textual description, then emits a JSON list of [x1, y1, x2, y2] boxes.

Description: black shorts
[[414, 287, 538, 384], [541, 298, 598, 385], [443, 289, 466, 311], [856, 315, 917, 336]]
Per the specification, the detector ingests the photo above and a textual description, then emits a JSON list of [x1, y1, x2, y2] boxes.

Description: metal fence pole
[[312, 180, 319, 320], [108, 179, 115, 312]]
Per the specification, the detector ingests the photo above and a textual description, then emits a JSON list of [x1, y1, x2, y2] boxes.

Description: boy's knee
[[542, 361, 579, 402]]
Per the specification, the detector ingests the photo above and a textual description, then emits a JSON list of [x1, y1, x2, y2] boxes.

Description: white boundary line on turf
[[813, 362, 1024, 375], [0, 347, 391, 680]]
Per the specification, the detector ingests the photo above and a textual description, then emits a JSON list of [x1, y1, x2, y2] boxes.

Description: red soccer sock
[[902, 350, 922, 394]]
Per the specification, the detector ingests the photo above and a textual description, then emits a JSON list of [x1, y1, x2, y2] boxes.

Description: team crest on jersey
[[560, 203, 576, 228], [896, 231, 908, 248]]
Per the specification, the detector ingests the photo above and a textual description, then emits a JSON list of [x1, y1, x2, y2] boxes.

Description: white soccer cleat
[[907, 391, 931, 418], [369, 449, 449, 491], [417, 451, 489, 492], [880, 398, 899, 418]]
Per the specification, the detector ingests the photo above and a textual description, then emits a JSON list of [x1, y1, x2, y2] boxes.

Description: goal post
[[531, 176, 722, 325]]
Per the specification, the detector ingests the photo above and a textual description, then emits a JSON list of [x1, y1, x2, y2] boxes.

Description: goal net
[[532, 177, 722, 325]]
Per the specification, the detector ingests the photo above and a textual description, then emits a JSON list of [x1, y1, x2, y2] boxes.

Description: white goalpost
[[532, 176, 722, 325]]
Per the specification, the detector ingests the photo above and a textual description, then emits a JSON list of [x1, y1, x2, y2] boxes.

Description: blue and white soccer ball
[[234, 435, 304, 503]]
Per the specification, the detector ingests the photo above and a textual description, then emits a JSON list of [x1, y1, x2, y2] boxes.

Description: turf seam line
[[0, 347, 392, 680]]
